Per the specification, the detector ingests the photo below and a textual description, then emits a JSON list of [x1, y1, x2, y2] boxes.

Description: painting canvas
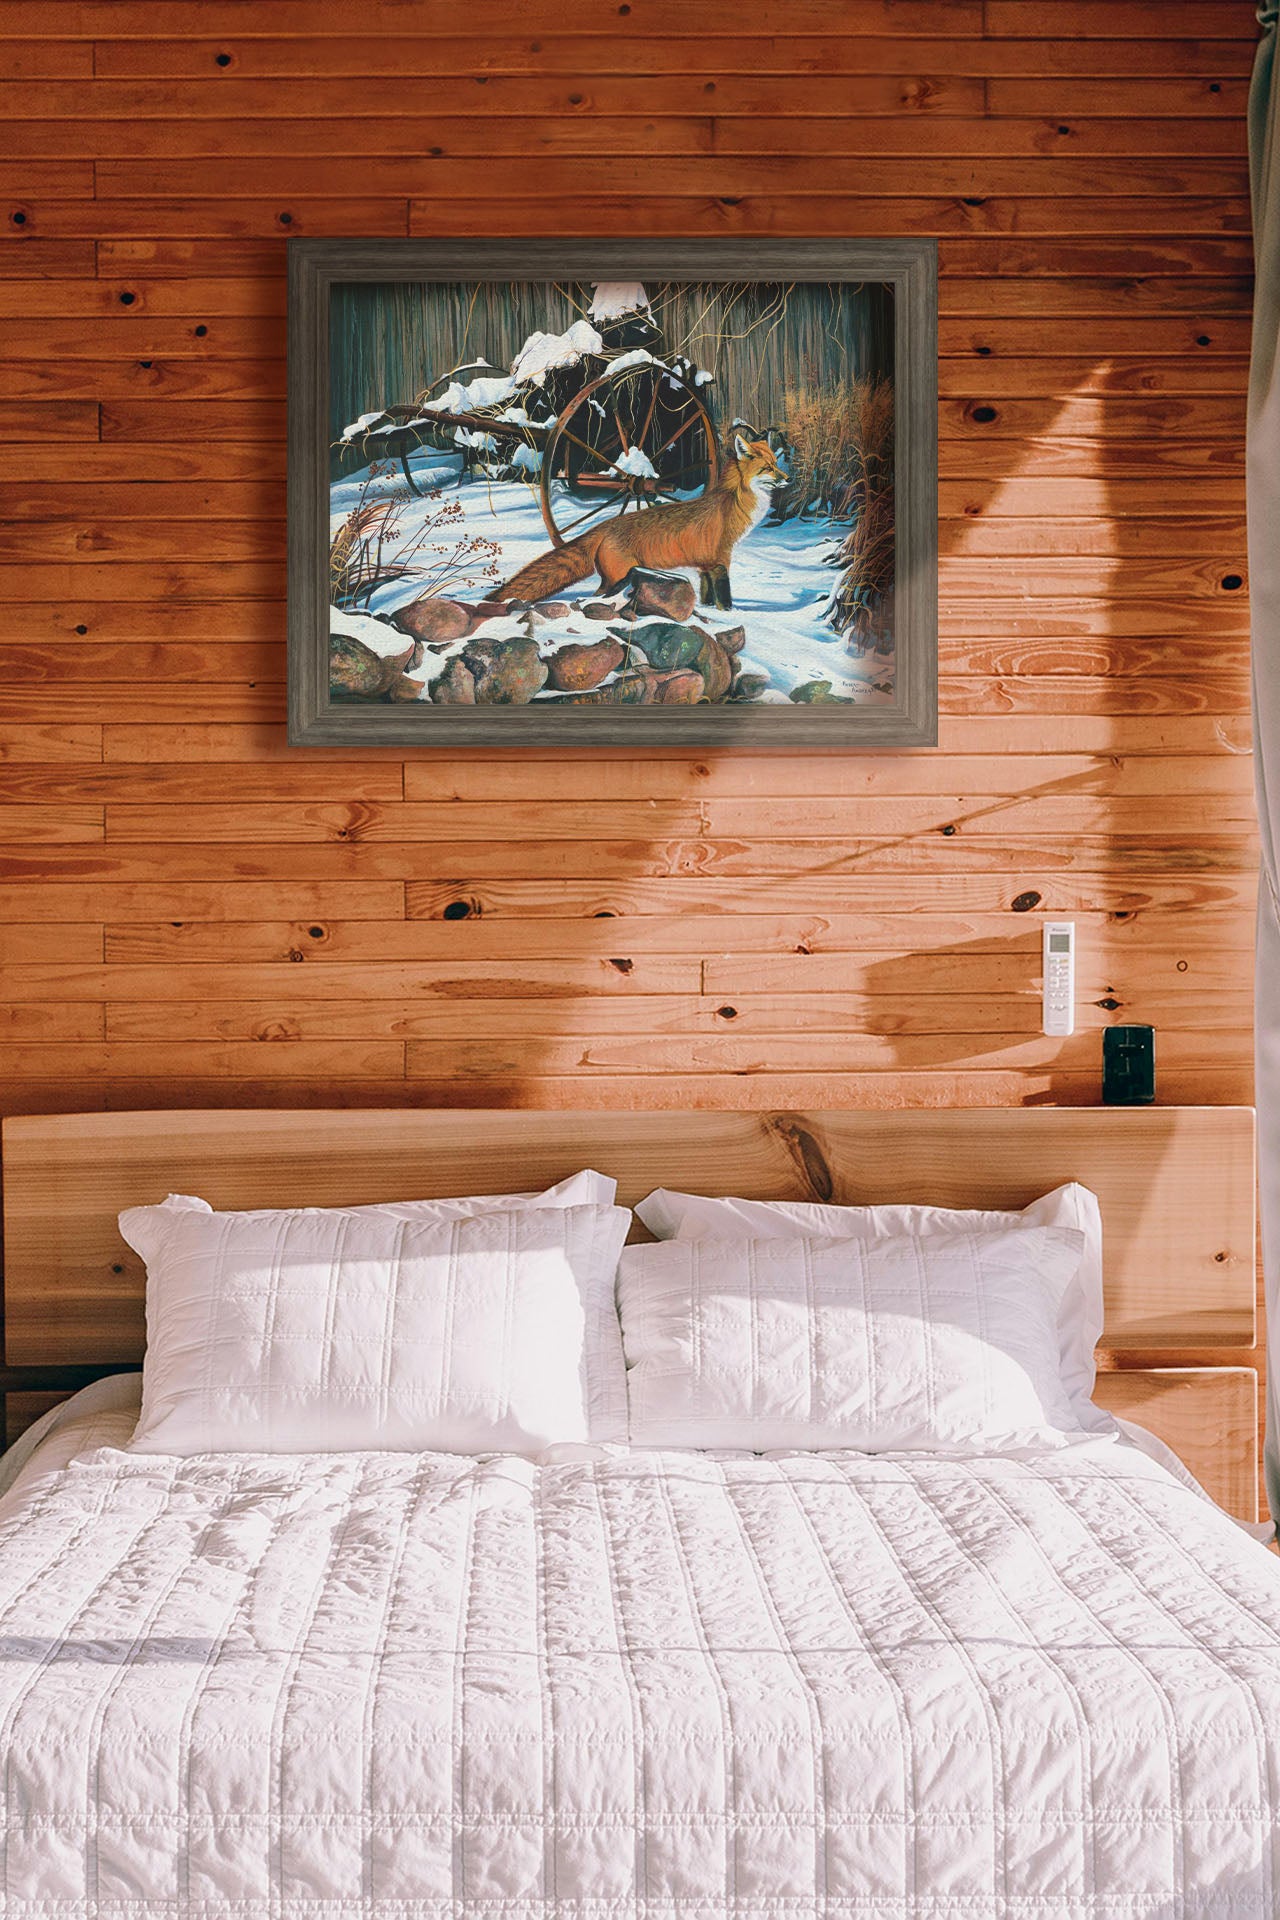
[[288, 241, 936, 746]]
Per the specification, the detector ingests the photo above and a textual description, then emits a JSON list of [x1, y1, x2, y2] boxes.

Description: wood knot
[[766, 1116, 834, 1202], [255, 1016, 299, 1041]]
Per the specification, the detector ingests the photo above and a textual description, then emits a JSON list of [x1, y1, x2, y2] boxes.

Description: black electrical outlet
[[1102, 1025, 1155, 1105]]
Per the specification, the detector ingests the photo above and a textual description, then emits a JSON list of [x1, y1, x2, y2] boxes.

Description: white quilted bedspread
[[2, 1414, 1279, 1918]]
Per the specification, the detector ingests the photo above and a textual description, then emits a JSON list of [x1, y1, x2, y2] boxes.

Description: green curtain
[[1250, 0, 1280, 1531]]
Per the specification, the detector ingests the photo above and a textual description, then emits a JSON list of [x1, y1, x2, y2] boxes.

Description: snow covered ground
[[330, 447, 894, 703]]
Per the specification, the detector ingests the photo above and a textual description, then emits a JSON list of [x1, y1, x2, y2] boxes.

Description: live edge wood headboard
[[0, 1105, 1261, 1522]]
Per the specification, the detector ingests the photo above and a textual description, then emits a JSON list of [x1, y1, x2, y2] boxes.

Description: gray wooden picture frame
[[287, 238, 937, 748]]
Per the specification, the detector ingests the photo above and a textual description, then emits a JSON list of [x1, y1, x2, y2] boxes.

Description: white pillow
[[618, 1226, 1087, 1453], [121, 1200, 631, 1456], [635, 1182, 1108, 1432], [148, 1165, 616, 1226]]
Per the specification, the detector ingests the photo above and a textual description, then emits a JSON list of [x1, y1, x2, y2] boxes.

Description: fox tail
[[499, 526, 605, 604]]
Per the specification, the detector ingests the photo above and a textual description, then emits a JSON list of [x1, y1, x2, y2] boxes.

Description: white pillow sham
[[635, 1181, 1108, 1432], [618, 1225, 1087, 1453], [147, 1166, 616, 1227], [121, 1198, 631, 1456]]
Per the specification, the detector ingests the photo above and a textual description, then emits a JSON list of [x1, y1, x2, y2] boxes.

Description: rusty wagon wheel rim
[[539, 362, 719, 547]]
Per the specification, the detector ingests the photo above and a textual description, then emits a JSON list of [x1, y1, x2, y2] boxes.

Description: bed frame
[[0, 1105, 1260, 1520]]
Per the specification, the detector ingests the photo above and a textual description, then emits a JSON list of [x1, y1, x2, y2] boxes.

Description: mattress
[[1, 1385, 1278, 1918]]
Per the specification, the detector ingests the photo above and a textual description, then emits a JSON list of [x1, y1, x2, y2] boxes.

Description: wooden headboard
[[1, 1106, 1260, 1519]]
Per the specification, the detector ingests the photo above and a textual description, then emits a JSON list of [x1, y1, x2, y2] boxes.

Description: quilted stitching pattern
[[0, 1431, 1278, 1916], [619, 1227, 1085, 1451], [122, 1202, 631, 1454], [635, 1183, 1110, 1435]]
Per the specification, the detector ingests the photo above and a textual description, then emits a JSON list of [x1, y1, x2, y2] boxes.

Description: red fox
[[500, 432, 785, 611]]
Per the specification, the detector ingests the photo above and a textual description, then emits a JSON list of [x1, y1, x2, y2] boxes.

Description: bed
[[0, 1105, 1275, 1918]]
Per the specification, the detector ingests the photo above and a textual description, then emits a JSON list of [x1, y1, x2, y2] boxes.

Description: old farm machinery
[[336, 287, 721, 550]]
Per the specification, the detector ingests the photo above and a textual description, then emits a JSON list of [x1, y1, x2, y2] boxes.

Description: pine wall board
[[0, 0, 1257, 1126]]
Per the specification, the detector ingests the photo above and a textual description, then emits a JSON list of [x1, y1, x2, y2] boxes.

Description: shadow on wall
[[379, 335, 1251, 1117]]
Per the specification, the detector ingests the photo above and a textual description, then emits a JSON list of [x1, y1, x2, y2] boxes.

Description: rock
[[629, 567, 697, 623], [329, 630, 419, 699], [714, 624, 746, 655], [729, 671, 769, 703], [385, 672, 431, 702], [788, 678, 852, 705], [529, 601, 574, 624], [634, 624, 732, 701], [390, 595, 472, 645], [630, 622, 704, 672], [693, 634, 734, 702], [464, 599, 527, 635], [430, 656, 477, 704], [546, 669, 659, 706], [583, 595, 628, 622], [651, 668, 705, 704], [462, 635, 548, 705], [545, 636, 627, 693]]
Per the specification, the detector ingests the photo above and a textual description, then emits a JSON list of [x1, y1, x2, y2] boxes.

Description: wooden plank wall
[[0, 0, 1258, 1121]]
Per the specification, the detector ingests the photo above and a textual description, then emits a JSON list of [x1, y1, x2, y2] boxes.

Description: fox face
[[729, 431, 786, 484], [727, 432, 786, 523]]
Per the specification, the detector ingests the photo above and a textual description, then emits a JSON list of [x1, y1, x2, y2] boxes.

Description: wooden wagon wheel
[[539, 361, 719, 547]]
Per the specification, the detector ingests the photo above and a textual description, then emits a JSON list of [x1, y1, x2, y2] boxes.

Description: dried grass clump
[[776, 371, 894, 646], [329, 470, 502, 610], [777, 373, 892, 521], [829, 490, 895, 648], [329, 499, 418, 608]]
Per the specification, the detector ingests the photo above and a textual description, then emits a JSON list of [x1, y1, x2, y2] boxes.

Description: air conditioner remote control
[[1042, 922, 1075, 1037]]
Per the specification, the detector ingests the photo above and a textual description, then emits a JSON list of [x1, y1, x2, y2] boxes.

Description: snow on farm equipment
[[337, 286, 720, 549]]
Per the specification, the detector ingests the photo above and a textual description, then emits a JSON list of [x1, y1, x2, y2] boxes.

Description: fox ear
[[732, 431, 751, 459]]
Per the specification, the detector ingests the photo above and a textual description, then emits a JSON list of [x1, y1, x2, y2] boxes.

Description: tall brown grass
[[329, 500, 407, 607], [777, 373, 892, 520], [777, 372, 895, 646], [329, 471, 502, 609], [829, 493, 895, 650]]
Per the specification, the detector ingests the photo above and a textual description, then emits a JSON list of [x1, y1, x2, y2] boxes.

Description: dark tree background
[[329, 278, 894, 476]]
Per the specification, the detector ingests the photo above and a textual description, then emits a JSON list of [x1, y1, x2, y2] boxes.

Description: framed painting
[[287, 239, 937, 747]]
